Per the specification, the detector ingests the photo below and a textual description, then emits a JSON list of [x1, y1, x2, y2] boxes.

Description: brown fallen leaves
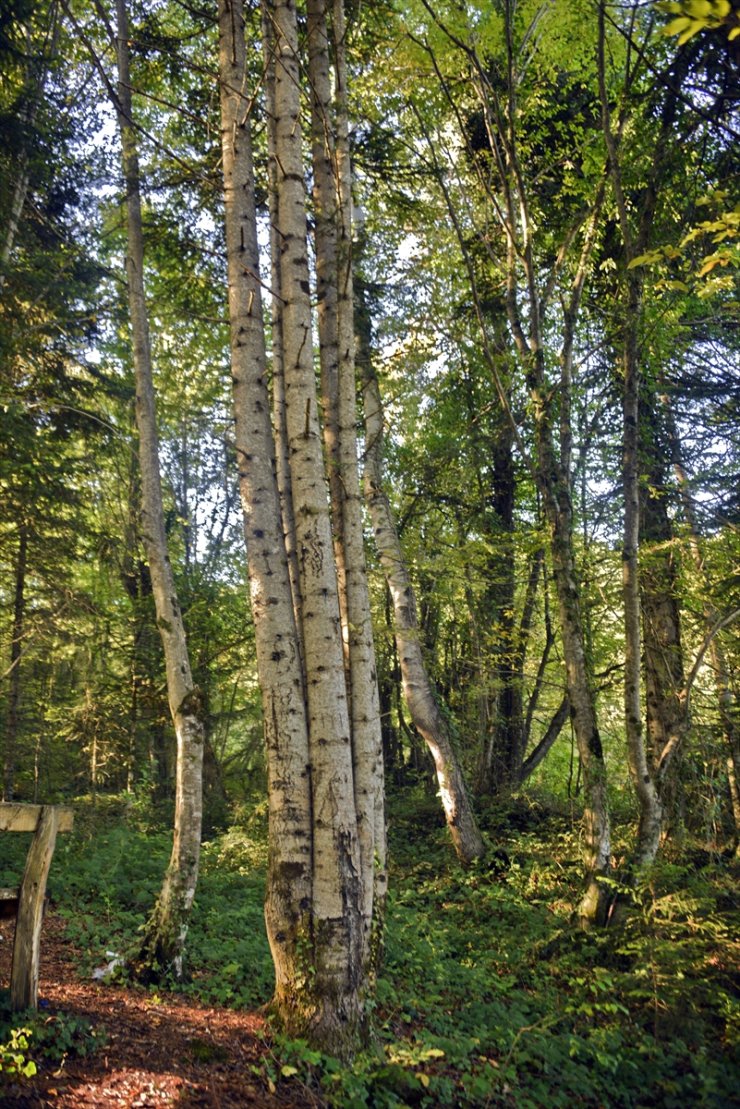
[[0, 914, 319, 1108]]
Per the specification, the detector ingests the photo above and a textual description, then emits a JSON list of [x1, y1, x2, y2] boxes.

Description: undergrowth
[[0, 790, 736, 1105], [0, 990, 104, 1085]]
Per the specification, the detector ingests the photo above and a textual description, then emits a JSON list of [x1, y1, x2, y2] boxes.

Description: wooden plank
[[10, 806, 60, 1010], [0, 803, 73, 834]]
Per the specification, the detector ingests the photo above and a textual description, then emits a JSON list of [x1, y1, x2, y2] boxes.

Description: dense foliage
[[1, 794, 737, 1105]]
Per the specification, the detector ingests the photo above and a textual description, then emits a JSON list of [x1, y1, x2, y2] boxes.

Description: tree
[[356, 269, 485, 864], [1, 0, 105, 799], [394, 0, 612, 921], [218, 0, 384, 1053], [112, 0, 204, 978]]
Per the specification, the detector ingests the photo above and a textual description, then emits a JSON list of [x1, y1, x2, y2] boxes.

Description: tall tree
[[400, 0, 612, 920], [219, 0, 383, 1053], [113, 0, 204, 978], [356, 274, 485, 864], [307, 0, 387, 932]]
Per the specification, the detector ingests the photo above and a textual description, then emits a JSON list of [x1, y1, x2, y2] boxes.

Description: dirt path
[[0, 914, 317, 1107]]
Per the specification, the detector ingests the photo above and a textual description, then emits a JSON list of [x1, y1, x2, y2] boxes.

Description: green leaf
[[677, 18, 706, 41], [664, 15, 692, 33], [628, 250, 663, 268]]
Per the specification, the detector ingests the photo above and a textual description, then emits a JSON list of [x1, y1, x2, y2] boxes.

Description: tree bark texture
[[261, 3, 304, 640], [218, 0, 313, 1021], [268, 0, 365, 1049], [115, 0, 204, 978], [307, 0, 386, 964]]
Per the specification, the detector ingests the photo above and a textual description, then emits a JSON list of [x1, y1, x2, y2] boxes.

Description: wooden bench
[[0, 803, 74, 1010]]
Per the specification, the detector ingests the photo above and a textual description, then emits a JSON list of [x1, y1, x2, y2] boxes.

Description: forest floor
[[0, 913, 313, 1108], [1, 801, 737, 1108]]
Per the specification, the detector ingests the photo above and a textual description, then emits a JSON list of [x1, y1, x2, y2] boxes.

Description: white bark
[[361, 353, 484, 866], [115, 0, 203, 977], [261, 5, 304, 640], [265, 0, 370, 1050], [218, 0, 313, 1015], [307, 0, 386, 964], [332, 0, 387, 956]]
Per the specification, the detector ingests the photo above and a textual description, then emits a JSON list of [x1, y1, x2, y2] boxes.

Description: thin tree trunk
[[519, 695, 570, 783], [535, 424, 611, 922], [331, 0, 387, 956], [598, 9, 686, 877], [359, 311, 484, 865], [115, 0, 204, 979], [261, 4, 303, 638], [621, 279, 663, 871], [1, 164, 30, 293], [669, 409, 740, 851], [3, 523, 28, 800]]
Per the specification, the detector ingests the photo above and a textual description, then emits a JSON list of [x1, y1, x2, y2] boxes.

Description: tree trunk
[[308, 0, 386, 965], [222, 0, 378, 1055], [261, 4, 304, 638], [534, 413, 611, 923], [3, 523, 28, 800], [599, 19, 687, 878], [114, 0, 204, 979], [669, 408, 740, 852], [219, 0, 313, 1030], [331, 0, 388, 955], [358, 297, 484, 865], [269, 0, 366, 1048], [621, 280, 663, 873]]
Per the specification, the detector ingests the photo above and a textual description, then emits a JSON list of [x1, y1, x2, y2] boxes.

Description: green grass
[[1, 790, 737, 1106]]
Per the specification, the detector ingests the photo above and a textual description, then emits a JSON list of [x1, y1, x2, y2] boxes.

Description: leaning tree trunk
[[115, 0, 204, 979], [358, 294, 484, 866]]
